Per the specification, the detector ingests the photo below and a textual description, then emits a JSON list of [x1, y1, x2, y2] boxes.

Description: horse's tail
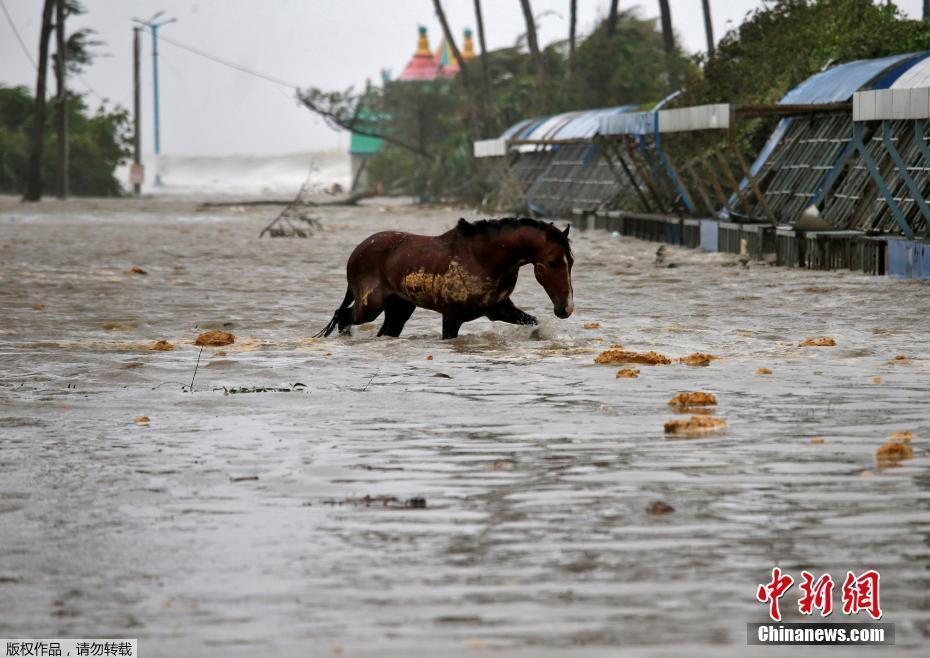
[[314, 287, 354, 338]]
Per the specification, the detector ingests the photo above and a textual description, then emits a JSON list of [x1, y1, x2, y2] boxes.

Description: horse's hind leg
[[342, 282, 384, 333], [378, 295, 415, 337], [335, 305, 355, 335]]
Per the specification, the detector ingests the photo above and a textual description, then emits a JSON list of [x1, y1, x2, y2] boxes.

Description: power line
[[76, 74, 106, 102], [0, 0, 37, 69], [4, 3, 299, 102], [155, 32, 301, 89], [1, 0, 108, 104]]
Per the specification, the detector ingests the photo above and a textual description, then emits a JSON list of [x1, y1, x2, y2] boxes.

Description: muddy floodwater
[[1, 197, 929, 657]]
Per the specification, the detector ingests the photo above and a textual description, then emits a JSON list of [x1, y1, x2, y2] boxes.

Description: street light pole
[[132, 26, 142, 194], [133, 12, 177, 187]]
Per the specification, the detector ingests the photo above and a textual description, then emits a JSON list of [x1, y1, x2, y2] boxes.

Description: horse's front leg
[[378, 295, 416, 337], [441, 313, 463, 339], [485, 298, 538, 326]]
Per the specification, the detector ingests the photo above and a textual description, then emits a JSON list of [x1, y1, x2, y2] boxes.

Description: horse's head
[[533, 224, 574, 318]]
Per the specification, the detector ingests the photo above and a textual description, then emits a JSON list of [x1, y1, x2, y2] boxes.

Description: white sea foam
[[115, 149, 351, 197]]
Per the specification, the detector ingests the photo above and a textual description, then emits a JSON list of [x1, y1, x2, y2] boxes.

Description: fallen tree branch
[[296, 88, 434, 161], [200, 199, 303, 208], [200, 188, 380, 211]]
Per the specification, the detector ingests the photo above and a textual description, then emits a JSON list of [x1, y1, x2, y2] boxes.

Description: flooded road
[[1, 197, 929, 657]]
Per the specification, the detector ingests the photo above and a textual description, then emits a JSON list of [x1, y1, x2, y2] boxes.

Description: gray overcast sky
[[1, 1, 925, 156]]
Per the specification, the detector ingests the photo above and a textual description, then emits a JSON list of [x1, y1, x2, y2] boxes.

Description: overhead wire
[[155, 32, 302, 90], [0, 0, 37, 68], [1, 0, 108, 103]]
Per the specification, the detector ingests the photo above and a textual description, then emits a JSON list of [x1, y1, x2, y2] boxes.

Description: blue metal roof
[[726, 52, 930, 219], [499, 118, 535, 140], [780, 53, 917, 104], [524, 112, 584, 141], [552, 106, 636, 139], [867, 52, 930, 90], [498, 106, 635, 141]]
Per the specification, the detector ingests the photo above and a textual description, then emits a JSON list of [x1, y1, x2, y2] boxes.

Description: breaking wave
[[115, 149, 351, 197]]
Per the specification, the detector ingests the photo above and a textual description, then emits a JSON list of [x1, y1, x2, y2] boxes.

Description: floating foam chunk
[[668, 391, 717, 407], [594, 349, 670, 365], [664, 415, 726, 436], [195, 330, 236, 347], [800, 337, 836, 347]]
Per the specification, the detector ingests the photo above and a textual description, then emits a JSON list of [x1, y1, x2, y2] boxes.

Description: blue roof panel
[[552, 106, 636, 139], [866, 52, 930, 90], [498, 106, 636, 141], [780, 53, 917, 104], [499, 118, 535, 140]]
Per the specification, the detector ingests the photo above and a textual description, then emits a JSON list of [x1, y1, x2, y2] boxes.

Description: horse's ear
[[457, 218, 472, 232], [562, 224, 570, 237]]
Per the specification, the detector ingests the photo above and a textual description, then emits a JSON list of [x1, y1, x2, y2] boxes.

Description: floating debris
[[664, 415, 727, 436], [583, 322, 601, 329], [433, 372, 451, 378], [322, 495, 426, 509], [889, 431, 913, 443], [800, 337, 836, 347], [678, 352, 717, 366], [150, 340, 174, 351], [811, 437, 825, 444], [872, 376, 883, 384], [646, 500, 675, 514], [127, 266, 148, 275], [218, 383, 306, 395], [32, 303, 45, 311], [668, 391, 717, 407], [876, 442, 913, 466], [426, 355, 433, 360], [754, 367, 772, 375], [542, 346, 597, 357], [655, 245, 666, 266], [595, 349, 670, 365], [229, 475, 259, 482], [214, 350, 226, 357], [615, 368, 640, 378], [195, 330, 236, 347], [133, 415, 150, 425]]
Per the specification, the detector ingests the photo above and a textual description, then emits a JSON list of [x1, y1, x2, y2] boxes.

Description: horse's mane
[[456, 217, 572, 259]]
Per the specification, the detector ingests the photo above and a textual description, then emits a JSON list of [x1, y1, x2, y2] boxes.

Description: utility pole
[[133, 11, 177, 187], [132, 26, 142, 194], [56, 0, 68, 198]]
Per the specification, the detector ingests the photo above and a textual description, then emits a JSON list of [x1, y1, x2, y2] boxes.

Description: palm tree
[[23, 0, 57, 201], [702, 0, 715, 55], [657, 0, 676, 86], [518, 0, 545, 90], [569, 0, 577, 76], [474, 0, 493, 132], [606, 0, 620, 37]]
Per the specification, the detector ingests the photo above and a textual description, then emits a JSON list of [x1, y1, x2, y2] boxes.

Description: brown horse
[[316, 217, 574, 339]]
